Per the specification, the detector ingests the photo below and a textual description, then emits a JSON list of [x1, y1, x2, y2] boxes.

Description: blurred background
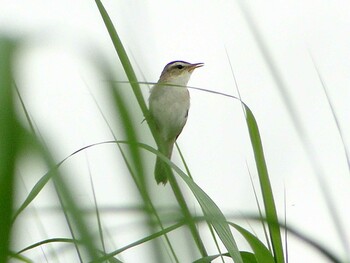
[[1, 1, 349, 262]]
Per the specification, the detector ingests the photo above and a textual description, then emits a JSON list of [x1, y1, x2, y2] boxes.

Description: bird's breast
[[149, 85, 190, 140]]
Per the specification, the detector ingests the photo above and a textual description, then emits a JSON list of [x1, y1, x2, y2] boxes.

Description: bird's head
[[158, 61, 204, 86]]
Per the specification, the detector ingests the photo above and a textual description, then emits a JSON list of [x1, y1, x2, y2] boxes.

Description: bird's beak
[[188, 63, 204, 72]]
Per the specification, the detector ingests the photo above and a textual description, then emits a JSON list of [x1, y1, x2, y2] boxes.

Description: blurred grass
[[95, 0, 210, 260], [238, 1, 349, 258], [1, 1, 348, 262], [0, 37, 17, 263], [93, 2, 281, 262], [309, 52, 350, 173]]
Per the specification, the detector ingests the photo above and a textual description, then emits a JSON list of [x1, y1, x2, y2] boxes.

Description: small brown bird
[[149, 60, 204, 184]]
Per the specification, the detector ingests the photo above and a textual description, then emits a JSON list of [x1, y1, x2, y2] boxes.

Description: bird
[[149, 60, 204, 184]]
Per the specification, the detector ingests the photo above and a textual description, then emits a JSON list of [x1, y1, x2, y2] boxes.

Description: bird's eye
[[176, 65, 184, 69]]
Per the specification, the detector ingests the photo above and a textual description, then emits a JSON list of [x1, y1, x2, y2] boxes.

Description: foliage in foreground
[[0, 2, 348, 262]]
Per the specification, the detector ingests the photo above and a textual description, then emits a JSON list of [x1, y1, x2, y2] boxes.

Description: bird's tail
[[154, 140, 175, 185]]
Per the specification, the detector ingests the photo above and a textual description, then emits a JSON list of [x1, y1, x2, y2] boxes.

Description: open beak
[[188, 62, 204, 72]]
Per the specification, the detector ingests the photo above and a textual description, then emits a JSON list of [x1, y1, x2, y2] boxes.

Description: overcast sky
[[1, 1, 350, 262]]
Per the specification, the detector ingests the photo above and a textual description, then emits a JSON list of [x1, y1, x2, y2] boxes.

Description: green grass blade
[[240, 252, 259, 263], [194, 252, 258, 263], [15, 237, 123, 263], [95, 0, 173, 186], [97, 58, 179, 261], [110, 76, 207, 258], [94, 0, 162, 154], [12, 169, 56, 222], [15, 129, 107, 261], [229, 222, 275, 263], [94, 0, 147, 116], [92, 221, 185, 262], [94, 0, 172, 186], [48, 162, 100, 261], [109, 78, 144, 185], [183, 180, 242, 262], [86, 159, 106, 254], [193, 253, 230, 263], [243, 104, 284, 262], [0, 37, 18, 263], [238, 3, 347, 260], [16, 238, 77, 254], [135, 143, 243, 263], [7, 252, 32, 263], [14, 83, 36, 135], [94, 2, 208, 258], [225, 47, 275, 260], [246, 163, 272, 251], [242, 214, 342, 263]]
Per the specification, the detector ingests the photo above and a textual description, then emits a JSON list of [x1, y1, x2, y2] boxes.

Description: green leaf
[[240, 251, 258, 263], [94, 0, 161, 151], [13, 169, 56, 222], [230, 222, 275, 263], [94, 0, 147, 115], [183, 178, 242, 263], [15, 237, 123, 263], [193, 253, 230, 263], [0, 37, 17, 263], [243, 104, 284, 262], [94, 1, 208, 258], [135, 143, 243, 263], [194, 251, 258, 263], [91, 221, 184, 262]]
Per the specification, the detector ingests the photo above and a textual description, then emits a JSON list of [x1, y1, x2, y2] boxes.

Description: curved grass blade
[[229, 222, 275, 263], [7, 252, 32, 263], [194, 251, 257, 263], [193, 253, 230, 263], [135, 143, 243, 263], [91, 221, 185, 263], [13, 168, 58, 222], [15, 238, 122, 263], [240, 251, 258, 263], [237, 214, 342, 263]]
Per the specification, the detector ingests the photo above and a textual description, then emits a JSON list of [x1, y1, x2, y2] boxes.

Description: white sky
[[1, 1, 350, 262]]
